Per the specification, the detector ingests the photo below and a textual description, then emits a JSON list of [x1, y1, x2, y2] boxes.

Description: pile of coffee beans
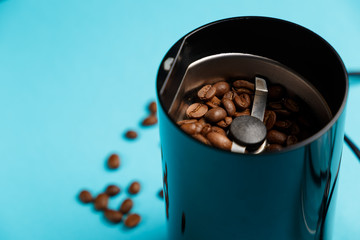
[[178, 78, 316, 152], [79, 180, 142, 227], [78, 101, 164, 230]]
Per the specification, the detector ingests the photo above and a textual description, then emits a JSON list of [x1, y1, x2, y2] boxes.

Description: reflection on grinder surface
[[300, 120, 344, 239]]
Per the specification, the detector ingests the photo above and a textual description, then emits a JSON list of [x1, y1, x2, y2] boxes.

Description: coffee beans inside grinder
[[166, 53, 332, 154]]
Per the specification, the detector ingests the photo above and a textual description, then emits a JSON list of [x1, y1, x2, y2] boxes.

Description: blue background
[[0, 0, 359, 239]]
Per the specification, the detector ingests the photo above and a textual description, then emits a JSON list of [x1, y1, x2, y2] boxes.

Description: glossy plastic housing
[[156, 17, 348, 240]]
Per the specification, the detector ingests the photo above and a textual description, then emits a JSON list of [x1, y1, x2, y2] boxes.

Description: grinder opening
[[160, 53, 332, 153]]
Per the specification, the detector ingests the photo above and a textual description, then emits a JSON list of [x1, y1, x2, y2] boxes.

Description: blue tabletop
[[0, 0, 360, 239]]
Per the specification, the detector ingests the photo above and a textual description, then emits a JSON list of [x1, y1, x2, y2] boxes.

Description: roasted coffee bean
[[267, 130, 287, 145], [267, 144, 283, 151], [274, 120, 292, 130], [125, 130, 138, 139], [274, 109, 292, 118], [284, 98, 300, 112], [210, 126, 227, 136], [124, 213, 141, 228], [204, 107, 227, 123], [206, 96, 221, 108], [192, 134, 211, 145], [206, 132, 232, 150], [142, 115, 158, 126], [233, 109, 251, 117], [263, 110, 276, 130], [197, 118, 207, 126], [234, 93, 251, 110], [128, 181, 141, 195], [194, 123, 204, 134], [198, 85, 216, 100], [200, 123, 212, 136], [213, 81, 230, 97], [149, 101, 157, 114], [268, 84, 285, 99], [290, 122, 300, 135], [79, 190, 93, 203], [268, 101, 283, 110], [186, 103, 208, 119], [104, 209, 123, 223], [233, 80, 254, 90], [177, 119, 198, 125], [221, 98, 236, 116], [286, 135, 298, 146], [94, 193, 109, 211], [216, 116, 232, 128], [223, 91, 236, 100], [234, 87, 253, 95], [107, 154, 120, 169], [158, 189, 164, 198], [105, 185, 121, 197], [120, 198, 133, 214], [180, 123, 197, 135]]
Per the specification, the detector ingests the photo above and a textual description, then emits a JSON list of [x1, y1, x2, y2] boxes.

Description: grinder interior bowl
[[168, 53, 332, 148]]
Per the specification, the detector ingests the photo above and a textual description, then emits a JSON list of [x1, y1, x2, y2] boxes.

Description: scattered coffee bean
[[263, 110, 276, 130], [94, 193, 109, 211], [194, 122, 204, 134], [149, 101, 157, 114], [105, 185, 121, 197], [234, 87, 253, 95], [206, 96, 221, 108], [234, 93, 251, 110], [186, 103, 208, 119], [286, 135, 298, 146], [177, 119, 198, 125], [222, 98, 236, 116], [206, 131, 232, 150], [210, 126, 227, 136], [180, 123, 197, 135], [104, 209, 123, 223], [198, 85, 217, 100], [268, 84, 285, 99], [216, 116, 232, 128], [284, 98, 300, 112], [267, 144, 283, 151], [79, 190, 93, 203], [119, 198, 133, 214], [268, 101, 283, 110], [233, 109, 251, 117], [213, 81, 230, 97], [125, 130, 138, 139], [128, 181, 141, 195], [192, 133, 211, 145], [274, 120, 292, 130], [200, 123, 212, 136], [197, 118, 207, 126], [107, 154, 120, 169], [204, 107, 227, 123], [124, 213, 141, 228], [158, 189, 164, 198], [142, 115, 158, 126], [223, 91, 236, 100], [233, 80, 254, 90], [267, 130, 287, 145]]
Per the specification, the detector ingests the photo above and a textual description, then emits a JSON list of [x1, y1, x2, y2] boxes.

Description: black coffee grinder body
[[156, 17, 348, 240]]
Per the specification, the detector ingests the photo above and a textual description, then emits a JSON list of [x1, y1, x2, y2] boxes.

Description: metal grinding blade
[[230, 77, 268, 154]]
